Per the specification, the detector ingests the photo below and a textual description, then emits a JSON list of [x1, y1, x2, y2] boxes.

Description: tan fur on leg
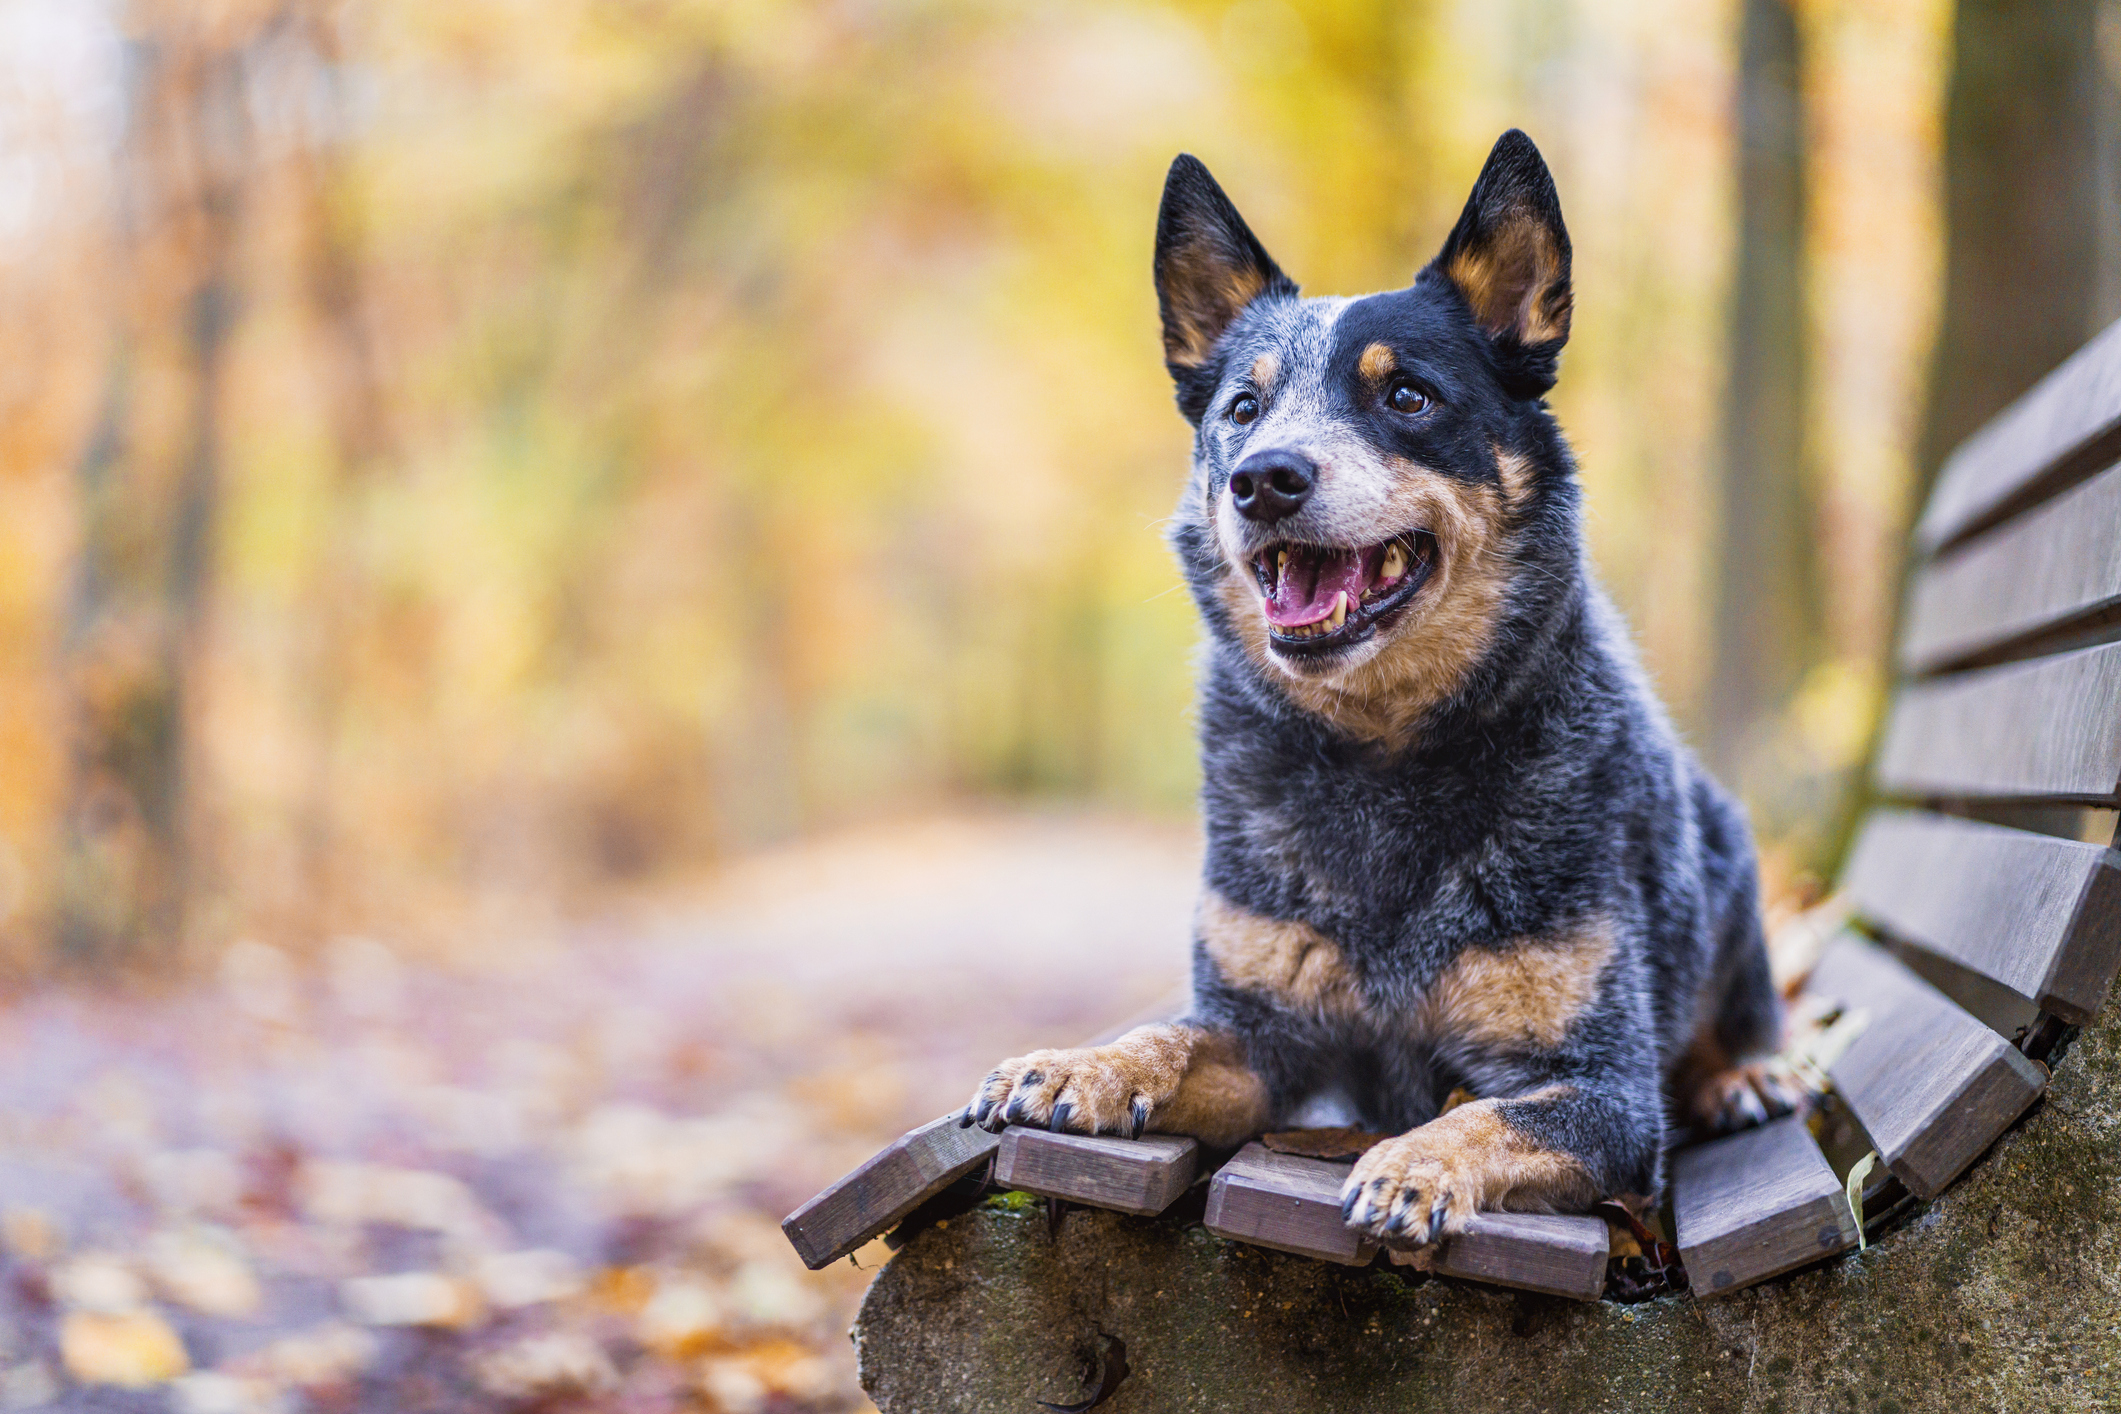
[[1339, 1086, 1596, 1245], [965, 1024, 1270, 1148]]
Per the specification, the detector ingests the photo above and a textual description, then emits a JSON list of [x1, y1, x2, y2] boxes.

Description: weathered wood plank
[[1204, 1144, 1607, 1298], [780, 1115, 1000, 1270], [994, 1129, 1198, 1217], [1916, 316, 2121, 553], [1203, 1143, 1377, 1266], [1903, 459, 2121, 673], [1873, 641, 2121, 804], [1805, 933, 2047, 1198], [1840, 809, 2121, 1023], [1672, 1115, 1858, 1297], [1432, 1211, 1610, 1302]]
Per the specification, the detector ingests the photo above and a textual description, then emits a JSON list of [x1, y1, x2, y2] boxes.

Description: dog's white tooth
[[1382, 541, 1407, 580], [1328, 592, 1347, 631]]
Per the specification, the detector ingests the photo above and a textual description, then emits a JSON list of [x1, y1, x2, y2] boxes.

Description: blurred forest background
[[0, 0, 2113, 969], [4, 2, 2121, 1410]]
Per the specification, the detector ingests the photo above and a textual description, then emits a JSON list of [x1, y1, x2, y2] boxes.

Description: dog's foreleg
[[962, 1023, 1269, 1148], [1337, 1082, 1627, 1245]]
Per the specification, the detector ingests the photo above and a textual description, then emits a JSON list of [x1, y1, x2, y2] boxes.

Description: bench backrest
[[1839, 318, 2121, 1029], [1677, 318, 2121, 1298]]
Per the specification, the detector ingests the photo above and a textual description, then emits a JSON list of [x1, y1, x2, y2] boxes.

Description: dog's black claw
[[1129, 1098, 1150, 1139], [1004, 1095, 1031, 1125], [958, 1107, 974, 1128], [1339, 1191, 1359, 1223], [1426, 1203, 1447, 1247], [1049, 1102, 1074, 1133]]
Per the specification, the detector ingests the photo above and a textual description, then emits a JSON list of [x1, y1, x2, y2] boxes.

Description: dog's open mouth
[[1251, 531, 1436, 651]]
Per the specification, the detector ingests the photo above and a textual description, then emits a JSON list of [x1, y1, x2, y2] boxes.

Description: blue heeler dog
[[962, 130, 1791, 1248]]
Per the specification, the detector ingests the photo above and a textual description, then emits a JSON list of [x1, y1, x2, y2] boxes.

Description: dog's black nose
[[1228, 451, 1315, 523]]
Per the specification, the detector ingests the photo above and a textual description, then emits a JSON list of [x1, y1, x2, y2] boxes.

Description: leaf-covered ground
[[0, 814, 1196, 1413]]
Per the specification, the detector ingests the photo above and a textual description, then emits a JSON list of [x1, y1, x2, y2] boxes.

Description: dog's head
[[1159, 131, 1577, 739]]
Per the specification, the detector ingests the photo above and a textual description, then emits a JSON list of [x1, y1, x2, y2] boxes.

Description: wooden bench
[[784, 316, 2121, 1302], [1673, 316, 2121, 1294]]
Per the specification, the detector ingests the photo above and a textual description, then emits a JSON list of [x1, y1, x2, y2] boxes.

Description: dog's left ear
[[1428, 129, 1572, 396]]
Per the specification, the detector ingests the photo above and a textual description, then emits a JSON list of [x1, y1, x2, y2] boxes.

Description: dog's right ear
[[1155, 155, 1297, 422]]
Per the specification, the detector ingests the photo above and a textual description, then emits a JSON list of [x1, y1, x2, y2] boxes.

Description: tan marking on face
[[1416, 919, 1614, 1052], [1342, 1084, 1598, 1241], [1249, 351, 1280, 390], [1446, 219, 1570, 345], [1496, 448, 1535, 507], [1214, 461, 1517, 748], [1197, 890, 1364, 1018], [972, 1022, 1269, 1148], [1358, 341, 1396, 383]]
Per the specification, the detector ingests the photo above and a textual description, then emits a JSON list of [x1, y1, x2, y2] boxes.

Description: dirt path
[[0, 812, 1199, 1412]]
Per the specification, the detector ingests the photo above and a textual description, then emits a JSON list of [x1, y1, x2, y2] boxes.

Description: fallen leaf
[[147, 1230, 262, 1318], [61, 1309, 190, 1387], [1845, 1150, 1879, 1251], [471, 1333, 618, 1401], [1260, 1127, 1391, 1160], [339, 1272, 482, 1328]]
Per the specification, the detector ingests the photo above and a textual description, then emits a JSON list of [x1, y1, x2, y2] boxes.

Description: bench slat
[[1874, 641, 2121, 803], [1916, 316, 2121, 553], [1435, 1211, 1609, 1301], [1903, 458, 2121, 672], [1203, 1143, 1377, 1266], [993, 1129, 1198, 1216], [1202, 1144, 1608, 1298], [780, 1115, 1000, 1269], [1841, 809, 2121, 1023], [1672, 1115, 1858, 1297], [1806, 934, 2047, 1198]]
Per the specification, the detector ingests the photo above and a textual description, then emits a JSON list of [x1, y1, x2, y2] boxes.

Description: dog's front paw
[[960, 1045, 1173, 1138], [1690, 1060, 1806, 1135], [1338, 1129, 1479, 1247]]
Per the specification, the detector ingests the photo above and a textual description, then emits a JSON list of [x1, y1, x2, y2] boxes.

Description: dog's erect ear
[[1429, 130, 1572, 395], [1155, 155, 1297, 415]]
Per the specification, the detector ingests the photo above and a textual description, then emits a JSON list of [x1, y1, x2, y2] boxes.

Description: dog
[[961, 130, 1791, 1249]]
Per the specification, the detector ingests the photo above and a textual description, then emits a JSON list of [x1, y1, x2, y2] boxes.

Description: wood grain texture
[[993, 1129, 1199, 1217], [1917, 315, 2121, 553], [1903, 459, 2121, 673], [1203, 1143, 1377, 1266], [1805, 933, 2047, 1198], [780, 1115, 1000, 1270], [1873, 640, 2121, 804], [1431, 1211, 1610, 1302], [1671, 1115, 1858, 1297], [1840, 809, 2121, 1023]]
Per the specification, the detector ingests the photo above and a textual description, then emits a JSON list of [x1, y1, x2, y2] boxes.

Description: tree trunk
[[57, 22, 250, 968], [1707, 0, 1821, 793], [1915, 0, 2119, 497]]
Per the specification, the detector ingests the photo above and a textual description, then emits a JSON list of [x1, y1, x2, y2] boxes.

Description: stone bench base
[[852, 1005, 2121, 1413]]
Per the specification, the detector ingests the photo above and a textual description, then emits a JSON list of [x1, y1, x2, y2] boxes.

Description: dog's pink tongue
[[1267, 549, 1367, 627]]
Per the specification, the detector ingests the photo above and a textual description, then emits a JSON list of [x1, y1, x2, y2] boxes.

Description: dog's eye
[[1229, 394, 1260, 425], [1387, 381, 1429, 415]]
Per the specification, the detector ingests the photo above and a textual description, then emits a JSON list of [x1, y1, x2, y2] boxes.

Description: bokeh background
[[0, 0, 2116, 1410]]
